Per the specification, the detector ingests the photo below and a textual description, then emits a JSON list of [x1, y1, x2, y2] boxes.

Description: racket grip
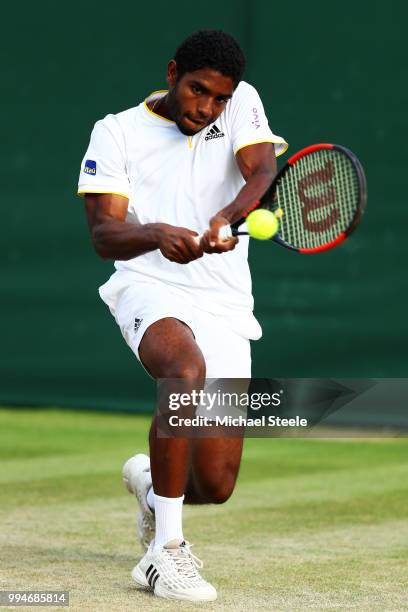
[[193, 225, 233, 245], [218, 225, 233, 240]]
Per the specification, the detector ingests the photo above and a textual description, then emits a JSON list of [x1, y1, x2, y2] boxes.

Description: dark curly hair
[[174, 30, 246, 88]]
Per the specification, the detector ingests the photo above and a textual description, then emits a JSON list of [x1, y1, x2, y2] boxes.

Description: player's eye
[[192, 85, 202, 95], [216, 97, 228, 104]]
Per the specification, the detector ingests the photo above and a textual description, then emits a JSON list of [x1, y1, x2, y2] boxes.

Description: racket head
[[234, 143, 367, 253]]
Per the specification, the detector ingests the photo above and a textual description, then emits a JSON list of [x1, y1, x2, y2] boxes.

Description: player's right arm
[[84, 193, 203, 264], [80, 118, 203, 264]]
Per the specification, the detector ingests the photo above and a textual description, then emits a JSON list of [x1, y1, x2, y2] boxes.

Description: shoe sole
[[123, 454, 155, 551], [131, 564, 152, 590], [122, 454, 150, 496], [154, 582, 217, 602], [132, 566, 217, 602]]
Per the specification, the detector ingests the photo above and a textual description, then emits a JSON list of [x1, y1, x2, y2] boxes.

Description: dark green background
[[2, 1, 406, 411]]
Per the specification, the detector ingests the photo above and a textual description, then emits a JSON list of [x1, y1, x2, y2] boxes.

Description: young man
[[78, 30, 287, 602]]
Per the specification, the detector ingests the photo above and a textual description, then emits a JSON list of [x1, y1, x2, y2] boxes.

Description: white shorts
[[106, 281, 262, 378]]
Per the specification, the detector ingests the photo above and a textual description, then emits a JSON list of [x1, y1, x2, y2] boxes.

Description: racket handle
[[219, 225, 233, 240], [193, 225, 233, 245]]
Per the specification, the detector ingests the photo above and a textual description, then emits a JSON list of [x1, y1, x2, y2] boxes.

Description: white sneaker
[[131, 539, 217, 602], [122, 454, 155, 551]]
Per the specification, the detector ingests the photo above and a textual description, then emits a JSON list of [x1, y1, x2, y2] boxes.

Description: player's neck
[[149, 94, 173, 122]]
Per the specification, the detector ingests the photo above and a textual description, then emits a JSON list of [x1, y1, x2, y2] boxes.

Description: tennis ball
[[246, 209, 279, 240]]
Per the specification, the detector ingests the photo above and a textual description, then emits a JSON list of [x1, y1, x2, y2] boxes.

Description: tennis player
[[78, 30, 287, 602]]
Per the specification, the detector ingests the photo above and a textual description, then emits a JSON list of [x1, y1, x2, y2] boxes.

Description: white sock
[[146, 486, 155, 511], [153, 493, 184, 550]]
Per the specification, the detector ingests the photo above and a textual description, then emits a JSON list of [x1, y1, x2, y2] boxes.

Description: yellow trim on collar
[[234, 140, 289, 157], [77, 189, 129, 199], [144, 90, 175, 124]]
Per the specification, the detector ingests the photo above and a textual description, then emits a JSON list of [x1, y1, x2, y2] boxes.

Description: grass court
[[0, 408, 407, 611]]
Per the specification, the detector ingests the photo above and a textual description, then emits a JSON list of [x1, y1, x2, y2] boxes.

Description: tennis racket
[[218, 143, 367, 253]]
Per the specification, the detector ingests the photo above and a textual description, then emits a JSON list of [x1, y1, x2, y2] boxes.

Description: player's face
[[166, 63, 234, 136]]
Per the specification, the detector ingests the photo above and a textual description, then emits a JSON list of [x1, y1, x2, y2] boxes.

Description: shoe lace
[[166, 543, 203, 579]]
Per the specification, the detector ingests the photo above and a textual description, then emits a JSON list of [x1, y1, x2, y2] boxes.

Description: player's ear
[[167, 60, 178, 87]]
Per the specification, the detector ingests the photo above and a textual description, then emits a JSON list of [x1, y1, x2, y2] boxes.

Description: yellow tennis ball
[[246, 209, 279, 240]]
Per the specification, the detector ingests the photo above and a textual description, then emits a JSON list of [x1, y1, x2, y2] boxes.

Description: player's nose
[[197, 99, 213, 120]]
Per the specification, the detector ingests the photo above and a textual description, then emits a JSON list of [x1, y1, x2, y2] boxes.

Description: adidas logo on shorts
[[205, 124, 225, 141]]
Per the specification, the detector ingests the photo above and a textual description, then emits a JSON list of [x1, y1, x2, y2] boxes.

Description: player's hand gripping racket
[[218, 143, 367, 253]]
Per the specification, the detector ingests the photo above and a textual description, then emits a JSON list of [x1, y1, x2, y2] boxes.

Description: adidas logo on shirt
[[205, 124, 225, 141]]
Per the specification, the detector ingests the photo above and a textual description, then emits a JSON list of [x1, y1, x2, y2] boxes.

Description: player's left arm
[[202, 142, 277, 251]]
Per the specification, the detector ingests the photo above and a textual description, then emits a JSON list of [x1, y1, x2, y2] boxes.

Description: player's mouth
[[184, 116, 208, 130]]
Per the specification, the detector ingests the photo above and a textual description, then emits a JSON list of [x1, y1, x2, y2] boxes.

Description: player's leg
[[116, 284, 206, 547], [133, 317, 217, 601], [185, 435, 244, 504], [139, 317, 206, 500], [140, 319, 244, 507], [114, 285, 254, 601], [183, 311, 254, 506]]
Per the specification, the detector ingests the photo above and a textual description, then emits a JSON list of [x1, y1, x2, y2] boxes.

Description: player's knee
[[165, 358, 206, 381], [200, 477, 236, 504]]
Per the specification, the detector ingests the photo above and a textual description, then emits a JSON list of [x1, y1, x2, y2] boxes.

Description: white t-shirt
[[78, 81, 288, 328]]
